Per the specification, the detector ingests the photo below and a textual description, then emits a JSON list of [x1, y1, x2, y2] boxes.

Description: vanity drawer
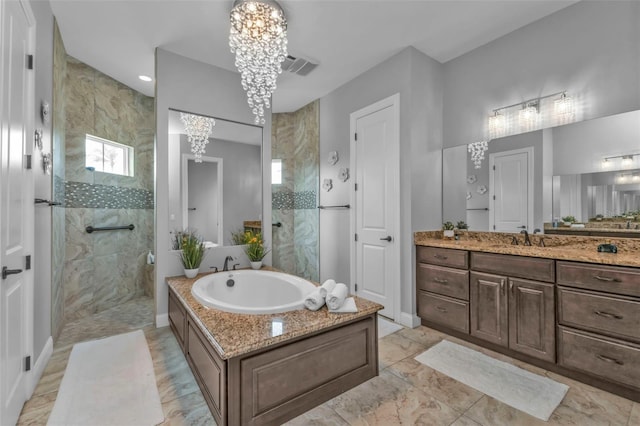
[[556, 261, 640, 297], [418, 291, 469, 333], [417, 246, 468, 269], [470, 252, 555, 283], [558, 326, 640, 390], [417, 263, 469, 300], [558, 287, 640, 342]]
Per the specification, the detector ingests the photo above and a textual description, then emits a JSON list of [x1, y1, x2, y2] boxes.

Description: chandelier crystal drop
[[180, 113, 215, 163], [229, 0, 288, 125], [468, 141, 489, 169]]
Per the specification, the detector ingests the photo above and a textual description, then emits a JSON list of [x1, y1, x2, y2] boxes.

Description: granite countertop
[[166, 272, 383, 360], [414, 231, 640, 268]]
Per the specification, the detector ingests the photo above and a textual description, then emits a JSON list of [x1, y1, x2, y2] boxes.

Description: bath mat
[[47, 330, 164, 426], [414, 340, 568, 421]]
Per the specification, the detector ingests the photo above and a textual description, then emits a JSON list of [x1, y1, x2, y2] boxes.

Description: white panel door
[[352, 95, 399, 319], [0, 1, 34, 424], [490, 148, 533, 233]]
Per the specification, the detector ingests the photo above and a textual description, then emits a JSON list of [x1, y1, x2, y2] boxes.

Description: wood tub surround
[[166, 275, 382, 426], [414, 236, 640, 402]]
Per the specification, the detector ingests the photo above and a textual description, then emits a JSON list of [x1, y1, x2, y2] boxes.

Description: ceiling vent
[[282, 55, 318, 76]]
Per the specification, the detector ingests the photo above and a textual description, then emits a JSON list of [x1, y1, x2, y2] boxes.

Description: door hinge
[[25, 255, 31, 270], [355, 283, 358, 292], [27, 55, 33, 70], [25, 155, 32, 169], [354, 133, 358, 141], [354, 233, 358, 242], [354, 183, 358, 191], [25, 356, 31, 371]]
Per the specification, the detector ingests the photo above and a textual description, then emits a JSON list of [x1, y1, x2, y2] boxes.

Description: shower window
[[271, 159, 282, 185], [85, 134, 134, 176]]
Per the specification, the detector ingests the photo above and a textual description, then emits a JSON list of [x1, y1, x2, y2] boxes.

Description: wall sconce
[[487, 91, 574, 139], [602, 154, 636, 169], [488, 111, 506, 139]]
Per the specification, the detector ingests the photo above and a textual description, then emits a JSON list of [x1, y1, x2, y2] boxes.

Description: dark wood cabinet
[[470, 271, 508, 347], [508, 278, 555, 362], [416, 245, 640, 401], [168, 287, 186, 351], [470, 272, 555, 362]]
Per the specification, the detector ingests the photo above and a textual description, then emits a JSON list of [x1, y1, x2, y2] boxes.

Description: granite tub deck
[[415, 230, 640, 268], [166, 272, 383, 425]]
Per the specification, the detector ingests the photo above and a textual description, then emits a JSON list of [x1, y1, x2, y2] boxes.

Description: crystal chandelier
[[468, 141, 489, 169], [229, 0, 288, 125], [180, 113, 215, 163]]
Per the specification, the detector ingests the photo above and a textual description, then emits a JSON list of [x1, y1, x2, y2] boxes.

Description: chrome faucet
[[520, 229, 532, 246], [223, 255, 234, 271]]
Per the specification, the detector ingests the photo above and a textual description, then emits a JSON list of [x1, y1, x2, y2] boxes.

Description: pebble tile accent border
[[61, 181, 153, 209], [272, 190, 317, 210]]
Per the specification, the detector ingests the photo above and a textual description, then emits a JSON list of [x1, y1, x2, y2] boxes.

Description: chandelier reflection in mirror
[[230, 0, 288, 125], [468, 141, 489, 169], [180, 113, 215, 163]]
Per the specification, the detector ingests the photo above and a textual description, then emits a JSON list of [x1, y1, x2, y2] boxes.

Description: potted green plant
[[562, 215, 576, 226], [173, 229, 206, 278], [442, 221, 455, 238], [456, 220, 468, 230], [242, 229, 270, 269]]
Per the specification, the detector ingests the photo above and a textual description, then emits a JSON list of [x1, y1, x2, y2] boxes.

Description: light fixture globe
[[229, 0, 288, 125]]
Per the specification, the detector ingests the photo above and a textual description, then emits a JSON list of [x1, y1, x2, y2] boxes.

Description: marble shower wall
[[51, 21, 66, 340], [60, 55, 155, 322], [272, 100, 319, 281]]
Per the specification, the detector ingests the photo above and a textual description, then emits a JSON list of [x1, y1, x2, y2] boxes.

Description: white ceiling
[[50, 0, 578, 113]]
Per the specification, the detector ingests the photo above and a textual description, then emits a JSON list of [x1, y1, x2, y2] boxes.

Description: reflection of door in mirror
[[490, 147, 533, 233], [182, 155, 223, 247]]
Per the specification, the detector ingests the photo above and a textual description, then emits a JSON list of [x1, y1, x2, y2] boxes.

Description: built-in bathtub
[[191, 269, 317, 314]]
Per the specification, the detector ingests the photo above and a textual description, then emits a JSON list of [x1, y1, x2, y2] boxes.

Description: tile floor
[[18, 299, 639, 425]]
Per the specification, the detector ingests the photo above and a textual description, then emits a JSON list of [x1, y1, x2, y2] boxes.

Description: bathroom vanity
[[415, 231, 640, 402], [166, 274, 382, 425]]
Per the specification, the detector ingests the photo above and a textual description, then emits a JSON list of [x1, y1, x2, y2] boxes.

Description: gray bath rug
[[47, 330, 164, 426], [415, 340, 568, 421]]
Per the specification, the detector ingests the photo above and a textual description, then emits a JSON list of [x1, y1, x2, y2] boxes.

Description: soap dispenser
[[147, 251, 154, 265]]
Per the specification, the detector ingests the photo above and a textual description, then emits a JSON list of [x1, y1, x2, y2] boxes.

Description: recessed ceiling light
[[138, 75, 152, 82]]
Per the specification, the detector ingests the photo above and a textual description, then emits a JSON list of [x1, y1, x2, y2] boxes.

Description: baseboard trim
[[398, 312, 421, 328], [28, 336, 53, 396], [156, 313, 169, 328]]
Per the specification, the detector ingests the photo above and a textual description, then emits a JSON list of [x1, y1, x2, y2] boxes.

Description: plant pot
[[443, 230, 455, 238], [250, 261, 262, 270], [184, 268, 199, 278]]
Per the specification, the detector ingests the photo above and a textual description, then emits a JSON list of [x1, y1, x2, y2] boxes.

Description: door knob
[[380, 236, 393, 242], [2, 266, 23, 280], [517, 225, 526, 229]]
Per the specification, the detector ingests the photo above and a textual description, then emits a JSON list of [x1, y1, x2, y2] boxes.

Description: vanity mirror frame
[[442, 109, 640, 234], [168, 108, 264, 248]]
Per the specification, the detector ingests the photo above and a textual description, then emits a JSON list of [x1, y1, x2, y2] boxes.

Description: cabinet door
[[508, 278, 556, 362], [470, 272, 508, 347]]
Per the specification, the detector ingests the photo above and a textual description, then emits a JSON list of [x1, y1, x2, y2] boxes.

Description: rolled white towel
[[326, 283, 348, 310], [304, 289, 325, 311], [328, 297, 358, 313], [319, 279, 337, 298]]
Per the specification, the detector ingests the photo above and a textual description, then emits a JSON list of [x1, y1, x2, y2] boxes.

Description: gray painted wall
[[30, 0, 54, 365], [155, 49, 272, 322], [443, 1, 640, 148], [319, 47, 443, 321]]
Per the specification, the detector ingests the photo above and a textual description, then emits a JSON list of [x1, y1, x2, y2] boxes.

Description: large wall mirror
[[168, 109, 263, 246], [443, 109, 640, 234]]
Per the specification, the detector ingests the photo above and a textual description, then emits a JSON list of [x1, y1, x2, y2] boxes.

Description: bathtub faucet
[[223, 256, 234, 271]]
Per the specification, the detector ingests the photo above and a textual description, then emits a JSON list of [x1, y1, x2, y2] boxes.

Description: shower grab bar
[[86, 224, 135, 233], [466, 208, 489, 211], [318, 204, 350, 209], [34, 198, 61, 206]]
